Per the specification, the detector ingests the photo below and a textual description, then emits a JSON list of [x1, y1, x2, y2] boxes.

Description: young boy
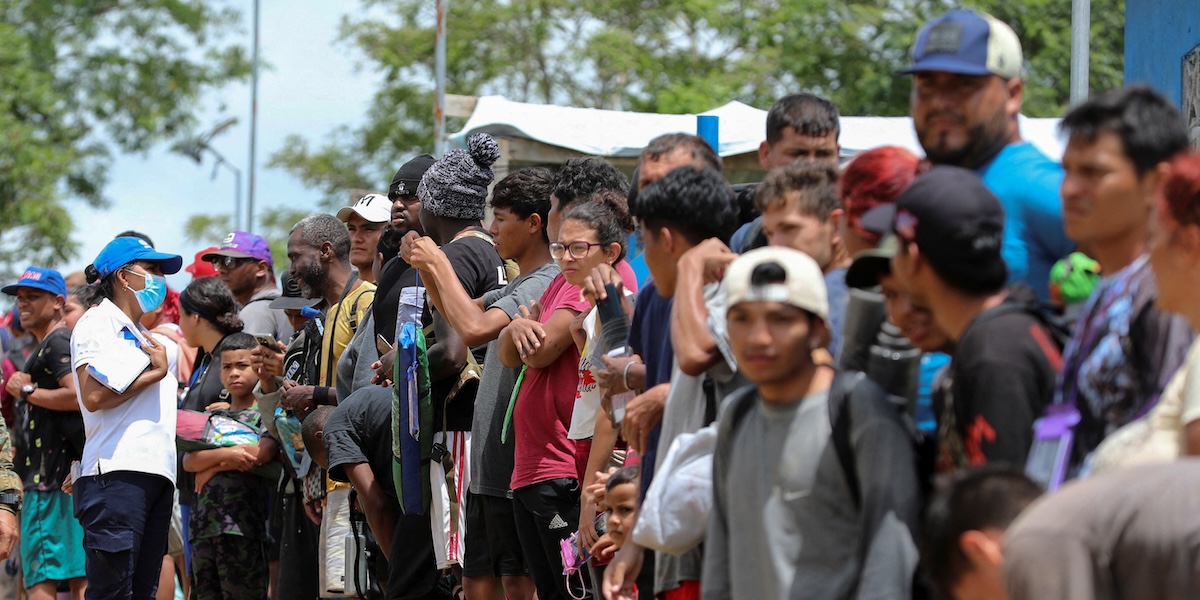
[[592, 465, 640, 561], [183, 333, 276, 600]]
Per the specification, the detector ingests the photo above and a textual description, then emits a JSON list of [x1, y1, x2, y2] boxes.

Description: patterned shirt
[[188, 405, 269, 540], [1055, 255, 1194, 466], [15, 328, 83, 491]]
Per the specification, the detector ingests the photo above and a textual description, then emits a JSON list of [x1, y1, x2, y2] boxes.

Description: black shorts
[[462, 493, 528, 578]]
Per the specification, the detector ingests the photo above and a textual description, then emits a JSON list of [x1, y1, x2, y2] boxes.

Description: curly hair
[[290, 214, 352, 263], [633, 167, 738, 245], [552, 157, 629, 209], [754, 162, 841, 221], [492, 167, 554, 241]]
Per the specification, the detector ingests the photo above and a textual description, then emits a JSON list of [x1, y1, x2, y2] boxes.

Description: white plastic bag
[[631, 425, 716, 555]]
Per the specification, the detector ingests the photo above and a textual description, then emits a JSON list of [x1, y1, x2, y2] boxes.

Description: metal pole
[[434, 0, 447, 157], [248, 0, 261, 230], [1069, 0, 1091, 105], [235, 167, 243, 231]]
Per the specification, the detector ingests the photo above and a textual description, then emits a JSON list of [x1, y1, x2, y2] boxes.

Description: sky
[[63, 1, 383, 289]]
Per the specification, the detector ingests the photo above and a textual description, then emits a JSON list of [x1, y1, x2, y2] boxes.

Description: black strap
[[827, 371, 863, 507]]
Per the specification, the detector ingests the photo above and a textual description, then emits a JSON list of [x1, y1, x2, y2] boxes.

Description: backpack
[[714, 370, 927, 599]]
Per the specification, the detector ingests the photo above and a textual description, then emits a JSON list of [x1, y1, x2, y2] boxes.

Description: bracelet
[[0, 505, 17, 516], [622, 360, 640, 392]]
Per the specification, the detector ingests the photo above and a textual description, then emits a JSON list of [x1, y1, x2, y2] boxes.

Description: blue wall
[[1125, 0, 1200, 104]]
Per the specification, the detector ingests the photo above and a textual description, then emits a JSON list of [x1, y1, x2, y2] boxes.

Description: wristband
[[313, 386, 330, 406], [622, 361, 639, 392], [0, 505, 15, 516]]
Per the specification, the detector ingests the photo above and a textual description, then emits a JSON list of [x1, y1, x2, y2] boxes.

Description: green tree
[[183, 207, 309, 270], [0, 0, 251, 270], [271, 0, 1124, 198]]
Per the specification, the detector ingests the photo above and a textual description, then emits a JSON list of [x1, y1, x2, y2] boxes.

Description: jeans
[[74, 471, 174, 600]]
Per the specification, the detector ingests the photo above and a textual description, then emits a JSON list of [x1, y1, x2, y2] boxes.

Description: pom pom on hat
[[417, 133, 500, 221]]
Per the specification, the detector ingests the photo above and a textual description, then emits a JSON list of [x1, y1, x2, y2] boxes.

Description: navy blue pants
[[74, 471, 174, 600]]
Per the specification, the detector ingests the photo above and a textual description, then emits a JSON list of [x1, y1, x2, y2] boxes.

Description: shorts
[[429, 431, 470, 569], [462, 493, 527, 579], [73, 471, 174, 599], [167, 490, 184, 558], [20, 489, 86, 586]]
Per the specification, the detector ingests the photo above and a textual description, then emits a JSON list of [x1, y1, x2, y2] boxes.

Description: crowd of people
[[0, 7, 1198, 600]]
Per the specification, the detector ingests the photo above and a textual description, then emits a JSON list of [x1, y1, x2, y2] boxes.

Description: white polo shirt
[[71, 299, 178, 483]]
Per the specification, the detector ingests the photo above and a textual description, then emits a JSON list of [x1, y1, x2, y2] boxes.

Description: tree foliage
[[272, 0, 1124, 204], [0, 0, 251, 270]]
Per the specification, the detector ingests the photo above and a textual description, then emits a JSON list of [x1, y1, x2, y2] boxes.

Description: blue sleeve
[[1021, 163, 1075, 263]]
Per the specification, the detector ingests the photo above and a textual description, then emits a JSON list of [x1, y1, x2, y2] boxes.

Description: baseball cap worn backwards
[[889, 165, 1007, 287], [724, 247, 829, 321], [2, 267, 67, 297], [201, 231, 273, 267], [902, 9, 1022, 79], [92, 236, 183, 278], [269, 271, 321, 310]]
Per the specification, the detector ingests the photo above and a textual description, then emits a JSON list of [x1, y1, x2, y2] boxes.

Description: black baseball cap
[[845, 236, 899, 289], [389, 154, 436, 199], [880, 165, 1007, 291], [268, 271, 320, 310]]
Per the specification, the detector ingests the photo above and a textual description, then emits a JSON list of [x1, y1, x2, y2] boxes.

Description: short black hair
[[561, 190, 636, 262], [1060, 85, 1188, 176], [754, 163, 841, 221], [606, 464, 640, 492], [633, 167, 739, 246], [766, 94, 841, 145], [921, 466, 1043, 595], [376, 225, 403, 263], [301, 405, 335, 459], [492, 167, 554, 241], [552, 157, 629, 209], [641, 133, 722, 173], [215, 332, 258, 358]]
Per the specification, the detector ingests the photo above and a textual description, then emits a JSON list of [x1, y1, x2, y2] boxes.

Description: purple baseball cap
[[201, 231, 273, 267]]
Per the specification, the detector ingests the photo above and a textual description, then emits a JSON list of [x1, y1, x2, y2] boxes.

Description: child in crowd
[[592, 465, 640, 561], [182, 333, 273, 600]]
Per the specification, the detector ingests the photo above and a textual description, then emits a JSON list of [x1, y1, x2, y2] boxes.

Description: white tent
[[448, 95, 1066, 172]]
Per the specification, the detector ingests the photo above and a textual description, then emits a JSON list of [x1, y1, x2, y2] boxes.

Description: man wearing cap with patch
[[2, 267, 86, 600], [883, 166, 1059, 473], [201, 231, 293, 342], [702, 246, 920, 600], [337, 193, 391, 284], [904, 9, 1073, 301]]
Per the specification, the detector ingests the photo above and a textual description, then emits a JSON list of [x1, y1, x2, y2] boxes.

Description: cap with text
[[337, 193, 392, 224], [901, 9, 1022, 79], [201, 231, 273, 267], [2, 267, 67, 297], [724, 247, 828, 321]]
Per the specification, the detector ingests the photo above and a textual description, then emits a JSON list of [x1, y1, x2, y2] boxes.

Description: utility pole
[[248, 0, 261, 230]]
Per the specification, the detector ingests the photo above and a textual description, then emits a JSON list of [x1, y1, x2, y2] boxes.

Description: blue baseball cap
[[901, 9, 1023, 79], [92, 236, 183, 278], [2, 267, 67, 297]]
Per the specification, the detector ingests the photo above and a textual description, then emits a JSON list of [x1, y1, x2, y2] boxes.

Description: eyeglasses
[[208, 256, 251, 269], [549, 241, 604, 261]]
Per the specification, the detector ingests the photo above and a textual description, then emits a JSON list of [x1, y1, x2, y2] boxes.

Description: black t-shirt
[[428, 233, 505, 432], [324, 385, 439, 599], [16, 328, 82, 490], [373, 257, 413, 346], [944, 286, 1057, 470], [373, 231, 505, 432]]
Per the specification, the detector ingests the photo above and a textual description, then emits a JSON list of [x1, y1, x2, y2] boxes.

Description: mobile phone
[[376, 334, 393, 356], [254, 333, 277, 349]]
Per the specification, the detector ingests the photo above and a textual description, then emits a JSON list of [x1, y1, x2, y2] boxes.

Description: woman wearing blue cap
[[70, 236, 182, 599]]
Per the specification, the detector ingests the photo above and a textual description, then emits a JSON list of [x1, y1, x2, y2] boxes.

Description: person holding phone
[[71, 236, 183, 599]]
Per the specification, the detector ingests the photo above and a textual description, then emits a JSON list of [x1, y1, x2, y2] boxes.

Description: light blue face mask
[[124, 269, 168, 313]]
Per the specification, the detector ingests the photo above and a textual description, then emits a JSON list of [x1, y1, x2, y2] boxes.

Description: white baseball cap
[[724, 246, 828, 321], [337, 193, 391, 224]]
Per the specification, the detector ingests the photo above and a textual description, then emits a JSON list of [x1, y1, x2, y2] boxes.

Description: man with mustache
[[904, 9, 1073, 301]]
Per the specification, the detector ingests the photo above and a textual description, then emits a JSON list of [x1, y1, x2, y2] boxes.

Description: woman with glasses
[[498, 188, 636, 600], [71, 236, 183, 598]]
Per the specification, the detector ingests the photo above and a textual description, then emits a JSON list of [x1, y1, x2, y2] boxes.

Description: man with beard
[[202, 231, 293, 340], [374, 154, 436, 348], [903, 9, 1074, 300], [283, 213, 374, 411]]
